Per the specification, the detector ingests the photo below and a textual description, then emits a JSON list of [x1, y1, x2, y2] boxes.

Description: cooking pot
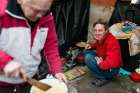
[[30, 78, 68, 93], [75, 53, 85, 64]]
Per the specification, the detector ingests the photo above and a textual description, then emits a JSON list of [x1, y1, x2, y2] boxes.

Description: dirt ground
[[67, 66, 140, 93]]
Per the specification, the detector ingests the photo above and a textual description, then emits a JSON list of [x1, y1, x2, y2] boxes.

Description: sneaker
[[92, 79, 110, 87]]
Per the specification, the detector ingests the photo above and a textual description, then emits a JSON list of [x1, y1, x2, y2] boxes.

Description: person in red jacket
[[0, 0, 67, 92], [84, 21, 122, 87]]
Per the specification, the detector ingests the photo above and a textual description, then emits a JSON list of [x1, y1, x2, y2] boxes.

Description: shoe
[[92, 79, 110, 87]]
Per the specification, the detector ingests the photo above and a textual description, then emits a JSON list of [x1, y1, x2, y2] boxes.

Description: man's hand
[[55, 73, 67, 83], [3, 61, 25, 78], [95, 57, 103, 65], [85, 43, 91, 49]]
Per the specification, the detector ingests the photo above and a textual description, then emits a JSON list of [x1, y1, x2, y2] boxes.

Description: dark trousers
[[0, 83, 31, 93]]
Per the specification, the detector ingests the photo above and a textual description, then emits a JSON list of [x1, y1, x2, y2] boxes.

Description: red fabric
[[0, 0, 7, 16], [91, 32, 122, 70], [31, 15, 62, 74], [42, 16, 62, 74], [0, 81, 16, 86], [0, 50, 13, 70]]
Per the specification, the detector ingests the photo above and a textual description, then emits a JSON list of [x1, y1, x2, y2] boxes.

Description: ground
[[67, 66, 140, 93]]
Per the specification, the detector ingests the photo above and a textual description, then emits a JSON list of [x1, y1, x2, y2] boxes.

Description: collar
[[6, 0, 25, 20], [6, 0, 51, 21]]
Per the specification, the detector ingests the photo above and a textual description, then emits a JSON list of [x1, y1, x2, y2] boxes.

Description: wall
[[91, 0, 116, 6], [88, 0, 116, 42]]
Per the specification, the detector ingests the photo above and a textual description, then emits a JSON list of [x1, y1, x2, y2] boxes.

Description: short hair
[[93, 20, 109, 31], [26, 0, 54, 5]]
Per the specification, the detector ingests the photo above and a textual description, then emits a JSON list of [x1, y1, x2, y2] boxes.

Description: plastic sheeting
[[51, 0, 89, 56], [109, 0, 140, 25]]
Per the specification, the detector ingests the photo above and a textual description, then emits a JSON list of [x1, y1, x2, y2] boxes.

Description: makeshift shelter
[[51, 0, 90, 56], [51, 0, 140, 72]]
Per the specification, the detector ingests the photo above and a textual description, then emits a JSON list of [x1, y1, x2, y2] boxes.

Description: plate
[[76, 42, 87, 48], [30, 78, 68, 93]]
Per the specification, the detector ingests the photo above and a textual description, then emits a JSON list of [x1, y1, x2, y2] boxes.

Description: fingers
[[3, 61, 26, 78], [61, 74, 67, 83], [95, 57, 103, 65], [95, 56, 98, 61], [85, 44, 91, 49], [19, 69, 27, 81], [55, 73, 68, 83], [10, 70, 20, 78], [5, 68, 25, 78]]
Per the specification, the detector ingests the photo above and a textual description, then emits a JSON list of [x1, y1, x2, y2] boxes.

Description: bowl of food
[[30, 78, 68, 93], [121, 26, 133, 32], [129, 73, 140, 83]]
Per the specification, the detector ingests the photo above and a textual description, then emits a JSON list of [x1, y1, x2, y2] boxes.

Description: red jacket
[[91, 32, 122, 70]]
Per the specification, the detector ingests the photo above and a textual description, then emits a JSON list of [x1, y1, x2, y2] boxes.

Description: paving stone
[[67, 66, 140, 93]]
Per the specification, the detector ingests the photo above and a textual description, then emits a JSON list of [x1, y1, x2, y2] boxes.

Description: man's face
[[94, 24, 106, 41], [18, 0, 53, 21]]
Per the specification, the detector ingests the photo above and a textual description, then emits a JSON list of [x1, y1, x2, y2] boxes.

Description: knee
[[84, 54, 93, 62], [85, 54, 97, 65]]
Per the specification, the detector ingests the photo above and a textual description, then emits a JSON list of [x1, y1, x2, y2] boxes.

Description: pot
[[75, 53, 85, 64], [30, 78, 68, 93]]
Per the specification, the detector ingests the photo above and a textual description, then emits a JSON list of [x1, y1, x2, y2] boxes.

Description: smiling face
[[93, 23, 107, 41], [17, 0, 53, 21]]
